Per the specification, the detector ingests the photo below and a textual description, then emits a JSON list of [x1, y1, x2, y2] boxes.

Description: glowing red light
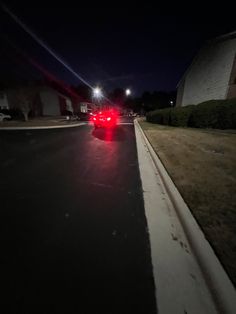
[[93, 109, 118, 128]]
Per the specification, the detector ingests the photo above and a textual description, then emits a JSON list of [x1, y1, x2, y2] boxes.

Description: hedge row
[[146, 98, 236, 129]]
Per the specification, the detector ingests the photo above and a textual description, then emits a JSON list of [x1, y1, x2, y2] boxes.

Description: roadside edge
[[134, 119, 236, 314]]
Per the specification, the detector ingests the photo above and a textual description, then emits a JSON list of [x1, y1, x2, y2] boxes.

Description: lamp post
[[125, 89, 132, 116], [92, 87, 102, 110]]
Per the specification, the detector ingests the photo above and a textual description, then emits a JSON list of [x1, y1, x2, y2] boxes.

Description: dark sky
[[0, 1, 236, 95]]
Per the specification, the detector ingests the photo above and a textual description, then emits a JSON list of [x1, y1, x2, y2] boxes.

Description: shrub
[[146, 98, 236, 129], [161, 108, 171, 125], [188, 100, 222, 128], [189, 99, 236, 129], [217, 99, 236, 129], [146, 109, 161, 123], [146, 108, 171, 125], [169, 105, 195, 127]]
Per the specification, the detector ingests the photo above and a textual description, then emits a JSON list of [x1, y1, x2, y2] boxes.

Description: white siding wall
[[66, 98, 73, 113], [40, 90, 60, 115], [181, 37, 236, 106], [0, 92, 9, 109]]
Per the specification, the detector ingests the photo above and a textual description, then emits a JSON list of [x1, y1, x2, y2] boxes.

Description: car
[[65, 114, 80, 121], [0, 113, 11, 122], [92, 110, 117, 129], [77, 112, 91, 121]]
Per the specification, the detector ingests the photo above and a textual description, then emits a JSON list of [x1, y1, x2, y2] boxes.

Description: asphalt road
[[0, 118, 157, 314]]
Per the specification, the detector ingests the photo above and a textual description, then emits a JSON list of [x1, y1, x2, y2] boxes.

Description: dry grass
[[139, 120, 236, 286]]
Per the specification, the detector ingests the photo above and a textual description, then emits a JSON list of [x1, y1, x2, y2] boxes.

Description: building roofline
[[176, 30, 236, 88], [176, 47, 203, 88], [207, 30, 236, 44]]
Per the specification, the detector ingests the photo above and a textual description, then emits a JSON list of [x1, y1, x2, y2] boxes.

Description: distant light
[[125, 89, 131, 96], [93, 87, 102, 98], [170, 101, 174, 106]]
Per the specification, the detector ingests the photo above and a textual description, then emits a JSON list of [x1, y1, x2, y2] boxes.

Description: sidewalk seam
[[135, 119, 236, 314]]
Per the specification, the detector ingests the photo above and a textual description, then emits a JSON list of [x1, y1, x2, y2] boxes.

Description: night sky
[[0, 1, 236, 95]]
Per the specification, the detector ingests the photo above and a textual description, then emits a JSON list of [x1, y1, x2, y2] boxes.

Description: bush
[[146, 98, 236, 129], [188, 100, 222, 128], [146, 108, 171, 125], [169, 105, 195, 127], [189, 99, 236, 129], [217, 99, 236, 129]]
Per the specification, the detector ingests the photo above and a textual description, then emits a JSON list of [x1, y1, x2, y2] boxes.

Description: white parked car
[[0, 113, 11, 121]]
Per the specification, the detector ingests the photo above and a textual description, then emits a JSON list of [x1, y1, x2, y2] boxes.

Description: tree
[[11, 87, 38, 121], [140, 90, 177, 112], [109, 88, 125, 106]]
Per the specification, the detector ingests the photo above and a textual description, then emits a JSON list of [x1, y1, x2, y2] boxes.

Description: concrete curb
[[135, 119, 236, 314], [0, 122, 86, 130]]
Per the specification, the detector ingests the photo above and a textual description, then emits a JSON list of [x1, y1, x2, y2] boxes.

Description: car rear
[[92, 110, 117, 128]]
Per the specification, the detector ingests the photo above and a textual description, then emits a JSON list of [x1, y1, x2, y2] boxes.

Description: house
[[79, 102, 98, 114], [0, 91, 9, 110], [176, 31, 236, 107], [39, 85, 74, 116], [0, 82, 75, 117]]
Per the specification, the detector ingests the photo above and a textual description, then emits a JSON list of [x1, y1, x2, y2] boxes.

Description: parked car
[[66, 114, 80, 121], [78, 112, 91, 121], [0, 113, 11, 121]]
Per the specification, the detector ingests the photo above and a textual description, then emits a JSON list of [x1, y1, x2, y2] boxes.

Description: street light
[[125, 88, 131, 96], [93, 87, 102, 99], [170, 100, 174, 106], [92, 87, 103, 110]]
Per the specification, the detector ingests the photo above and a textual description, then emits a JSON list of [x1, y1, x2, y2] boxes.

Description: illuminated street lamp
[[93, 87, 102, 99], [92, 87, 103, 110], [170, 100, 174, 106], [125, 88, 131, 96]]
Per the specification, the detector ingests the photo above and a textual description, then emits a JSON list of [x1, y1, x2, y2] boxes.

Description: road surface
[[0, 118, 157, 314]]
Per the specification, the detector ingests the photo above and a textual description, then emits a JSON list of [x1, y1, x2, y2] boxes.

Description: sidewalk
[[0, 117, 86, 130], [134, 119, 236, 314]]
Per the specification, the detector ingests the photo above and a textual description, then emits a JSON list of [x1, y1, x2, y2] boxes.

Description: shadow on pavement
[[92, 126, 126, 142]]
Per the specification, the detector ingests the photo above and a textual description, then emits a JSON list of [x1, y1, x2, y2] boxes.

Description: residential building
[[0, 82, 75, 116], [176, 31, 236, 107]]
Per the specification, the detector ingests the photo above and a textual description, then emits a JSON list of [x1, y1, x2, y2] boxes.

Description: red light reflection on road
[[105, 129, 113, 142]]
